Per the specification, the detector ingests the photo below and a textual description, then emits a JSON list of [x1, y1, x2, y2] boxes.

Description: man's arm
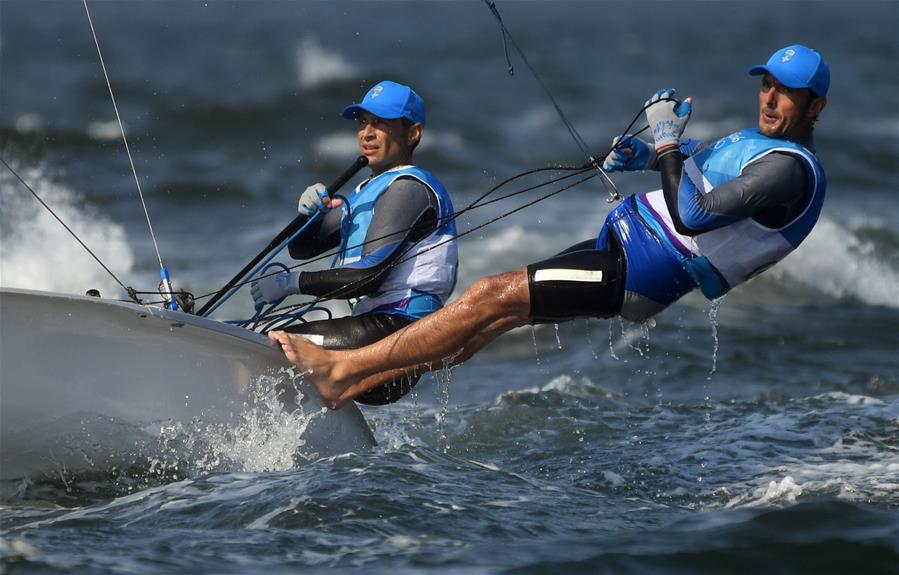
[[287, 207, 343, 260], [660, 151, 809, 236], [298, 178, 439, 299]]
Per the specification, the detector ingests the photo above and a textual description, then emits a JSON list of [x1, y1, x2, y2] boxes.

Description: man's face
[[356, 111, 421, 175], [757, 74, 825, 140]]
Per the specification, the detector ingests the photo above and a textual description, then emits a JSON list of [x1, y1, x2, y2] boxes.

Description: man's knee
[[465, 269, 530, 315]]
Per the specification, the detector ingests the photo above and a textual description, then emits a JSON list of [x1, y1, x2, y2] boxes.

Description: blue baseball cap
[[341, 81, 426, 125], [748, 44, 830, 97]]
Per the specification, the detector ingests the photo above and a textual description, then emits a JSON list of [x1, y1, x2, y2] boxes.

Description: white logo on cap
[[371, 85, 383, 99], [781, 49, 796, 63]]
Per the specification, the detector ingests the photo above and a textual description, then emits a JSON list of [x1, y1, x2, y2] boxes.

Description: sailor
[[251, 80, 458, 405], [269, 45, 829, 409]]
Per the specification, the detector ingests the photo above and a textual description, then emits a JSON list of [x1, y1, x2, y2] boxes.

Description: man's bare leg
[[269, 269, 531, 406]]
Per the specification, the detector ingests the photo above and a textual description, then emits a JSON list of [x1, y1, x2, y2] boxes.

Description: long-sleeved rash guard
[[659, 146, 810, 236], [287, 177, 439, 300]]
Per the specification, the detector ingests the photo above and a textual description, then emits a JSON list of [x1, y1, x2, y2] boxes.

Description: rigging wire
[[82, 0, 177, 308], [262, 169, 599, 325], [190, 163, 593, 305], [191, 88, 657, 311], [191, 90, 659, 316], [220, 86, 669, 326], [482, 0, 622, 201], [5, 2, 662, 322], [64, 0, 660, 317], [108, 94, 659, 314], [84, 0, 648, 317], [0, 157, 139, 302]]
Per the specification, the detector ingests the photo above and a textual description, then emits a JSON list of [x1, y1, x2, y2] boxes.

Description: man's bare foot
[[268, 331, 352, 409]]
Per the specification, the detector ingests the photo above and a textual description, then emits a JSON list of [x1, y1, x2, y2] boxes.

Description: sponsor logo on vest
[[714, 131, 745, 151]]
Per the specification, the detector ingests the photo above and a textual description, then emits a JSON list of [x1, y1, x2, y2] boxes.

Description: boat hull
[[0, 288, 375, 481]]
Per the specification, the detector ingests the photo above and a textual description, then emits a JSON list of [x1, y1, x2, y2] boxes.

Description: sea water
[[1, 1, 897, 573]]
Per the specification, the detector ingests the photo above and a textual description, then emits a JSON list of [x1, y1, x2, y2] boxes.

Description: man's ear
[[808, 95, 827, 120], [408, 123, 423, 147]]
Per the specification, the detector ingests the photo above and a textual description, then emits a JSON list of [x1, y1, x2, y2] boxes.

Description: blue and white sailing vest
[[336, 165, 458, 318], [605, 129, 826, 319]]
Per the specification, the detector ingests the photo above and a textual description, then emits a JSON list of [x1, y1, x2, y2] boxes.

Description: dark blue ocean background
[[1, 1, 897, 573]]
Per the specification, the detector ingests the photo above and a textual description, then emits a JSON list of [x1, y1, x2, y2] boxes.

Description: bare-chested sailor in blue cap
[[253, 81, 458, 405], [271, 46, 829, 409]]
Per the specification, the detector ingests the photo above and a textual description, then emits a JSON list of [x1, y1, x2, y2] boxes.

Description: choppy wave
[[85, 119, 125, 142], [4, 386, 897, 572], [0, 161, 135, 296], [770, 215, 899, 308], [1, 1, 896, 572], [0, 372, 326, 506], [311, 130, 359, 160], [294, 36, 357, 90], [311, 127, 467, 164], [153, 373, 326, 476]]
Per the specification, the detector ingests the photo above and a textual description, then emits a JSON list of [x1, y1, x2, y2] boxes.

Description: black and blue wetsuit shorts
[[526, 234, 626, 323]]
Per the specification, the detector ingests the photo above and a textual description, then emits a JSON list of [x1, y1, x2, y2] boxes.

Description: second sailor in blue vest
[[251, 81, 457, 405]]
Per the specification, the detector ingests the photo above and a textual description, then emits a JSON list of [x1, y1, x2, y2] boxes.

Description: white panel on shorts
[[533, 269, 603, 283]]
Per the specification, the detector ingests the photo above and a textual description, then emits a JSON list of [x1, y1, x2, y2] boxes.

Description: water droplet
[[531, 325, 541, 365], [707, 296, 725, 376]]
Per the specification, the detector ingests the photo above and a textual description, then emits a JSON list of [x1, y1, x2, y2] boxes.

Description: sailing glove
[[297, 183, 330, 217], [250, 271, 301, 311], [644, 89, 692, 152], [602, 135, 657, 172]]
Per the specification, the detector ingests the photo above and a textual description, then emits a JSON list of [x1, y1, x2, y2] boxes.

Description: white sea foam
[[86, 119, 124, 142], [295, 36, 356, 90], [459, 225, 531, 272], [716, 393, 899, 509], [494, 374, 624, 405], [14, 113, 43, 134], [602, 470, 626, 487], [813, 391, 886, 407], [456, 223, 588, 291], [769, 215, 899, 308], [732, 475, 804, 507], [154, 372, 320, 476], [312, 131, 359, 159], [0, 539, 41, 561], [725, 458, 899, 509], [311, 128, 464, 162], [0, 163, 135, 296]]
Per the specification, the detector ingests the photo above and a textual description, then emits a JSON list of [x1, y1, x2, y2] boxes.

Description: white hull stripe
[[534, 269, 603, 283]]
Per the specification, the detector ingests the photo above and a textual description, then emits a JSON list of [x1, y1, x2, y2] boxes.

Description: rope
[[82, 0, 174, 306], [229, 97, 666, 328], [482, 0, 621, 201], [263, 170, 599, 325]]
